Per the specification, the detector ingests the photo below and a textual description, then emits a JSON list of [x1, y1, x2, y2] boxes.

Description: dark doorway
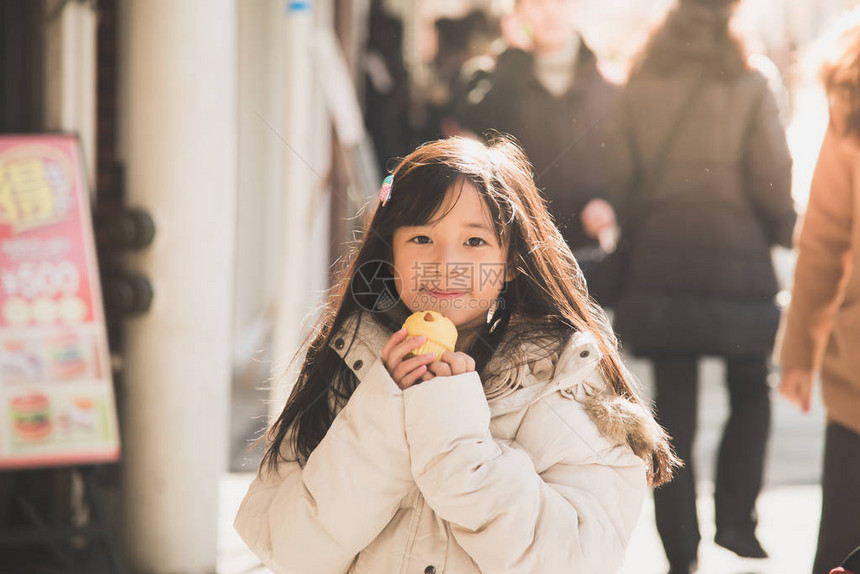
[[0, 0, 45, 132]]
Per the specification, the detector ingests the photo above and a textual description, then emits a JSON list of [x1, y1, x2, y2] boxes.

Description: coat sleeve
[[778, 124, 854, 370], [601, 87, 637, 224], [233, 358, 413, 573], [742, 74, 796, 248], [403, 373, 647, 573]]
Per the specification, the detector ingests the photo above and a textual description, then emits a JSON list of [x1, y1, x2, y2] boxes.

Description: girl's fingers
[[427, 361, 452, 378], [440, 351, 469, 375], [388, 344, 475, 385], [454, 352, 475, 373], [465, 354, 476, 372], [393, 353, 435, 383], [399, 364, 428, 390], [381, 329, 407, 363], [390, 335, 427, 365]]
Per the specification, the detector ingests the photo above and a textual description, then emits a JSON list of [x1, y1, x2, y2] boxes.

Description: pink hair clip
[[379, 174, 393, 206]]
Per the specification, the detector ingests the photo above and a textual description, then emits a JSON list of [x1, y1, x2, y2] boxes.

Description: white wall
[[233, 0, 333, 409], [268, 0, 334, 408], [232, 0, 284, 380]]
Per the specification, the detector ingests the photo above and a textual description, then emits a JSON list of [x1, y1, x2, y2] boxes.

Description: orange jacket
[[777, 115, 860, 435]]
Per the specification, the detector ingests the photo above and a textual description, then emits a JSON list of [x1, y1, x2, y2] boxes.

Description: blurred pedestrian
[[363, 0, 412, 175], [605, 0, 796, 572], [777, 8, 860, 574], [420, 11, 496, 142], [453, 0, 618, 280]]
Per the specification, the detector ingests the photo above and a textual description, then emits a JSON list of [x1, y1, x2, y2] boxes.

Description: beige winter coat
[[234, 312, 655, 573]]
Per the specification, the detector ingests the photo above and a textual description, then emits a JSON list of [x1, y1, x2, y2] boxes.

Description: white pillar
[[118, 0, 237, 571]]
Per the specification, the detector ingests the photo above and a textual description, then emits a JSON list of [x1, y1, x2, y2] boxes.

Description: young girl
[[234, 136, 677, 573]]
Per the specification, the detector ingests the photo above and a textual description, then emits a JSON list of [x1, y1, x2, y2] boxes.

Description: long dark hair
[[260, 136, 678, 486], [630, 0, 747, 80]]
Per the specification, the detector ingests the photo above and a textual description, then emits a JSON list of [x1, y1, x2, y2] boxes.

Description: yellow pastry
[[402, 310, 458, 361]]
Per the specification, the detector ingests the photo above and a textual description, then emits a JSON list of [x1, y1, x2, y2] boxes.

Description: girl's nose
[[432, 242, 460, 265]]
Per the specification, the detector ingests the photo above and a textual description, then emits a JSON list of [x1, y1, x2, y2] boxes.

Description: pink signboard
[[0, 134, 119, 469]]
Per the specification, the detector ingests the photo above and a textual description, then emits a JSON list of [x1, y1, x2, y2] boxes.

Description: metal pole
[[43, 0, 98, 192]]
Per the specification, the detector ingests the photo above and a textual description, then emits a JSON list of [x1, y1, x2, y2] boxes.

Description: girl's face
[[392, 181, 513, 331]]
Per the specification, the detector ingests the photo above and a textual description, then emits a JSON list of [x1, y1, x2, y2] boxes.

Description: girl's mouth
[[426, 289, 466, 300]]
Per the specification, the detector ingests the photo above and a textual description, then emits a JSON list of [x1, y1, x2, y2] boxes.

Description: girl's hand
[[382, 328, 436, 390], [421, 351, 476, 381], [779, 368, 814, 414]]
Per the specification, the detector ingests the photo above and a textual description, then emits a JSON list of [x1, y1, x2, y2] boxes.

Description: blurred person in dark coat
[[605, 0, 796, 571], [421, 11, 496, 142], [454, 0, 617, 275], [364, 0, 411, 175], [777, 8, 860, 574]]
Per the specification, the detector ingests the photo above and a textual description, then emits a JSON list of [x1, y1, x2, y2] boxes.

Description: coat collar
[[327, 312, 392, 380]]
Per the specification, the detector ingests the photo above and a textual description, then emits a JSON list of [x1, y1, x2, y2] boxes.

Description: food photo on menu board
[[0, 134, 119, 469]]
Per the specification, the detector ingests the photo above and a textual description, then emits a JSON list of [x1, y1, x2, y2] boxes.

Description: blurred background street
[[1, 0, 857, 572]]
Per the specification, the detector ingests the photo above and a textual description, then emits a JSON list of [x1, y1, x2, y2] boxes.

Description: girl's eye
[[466, 237, 487, 247], [409, 235, 431, 244]]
